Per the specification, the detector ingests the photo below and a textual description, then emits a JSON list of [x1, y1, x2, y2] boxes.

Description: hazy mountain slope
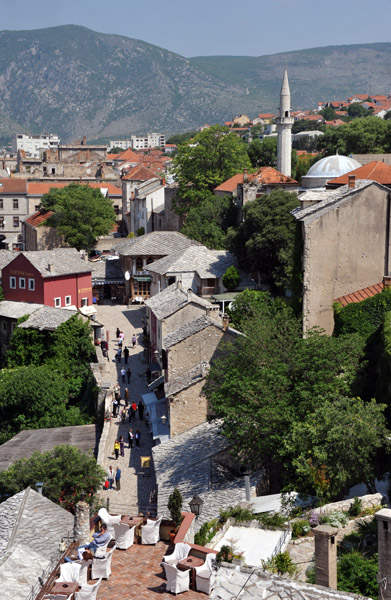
[[0, 25, 390, 142]]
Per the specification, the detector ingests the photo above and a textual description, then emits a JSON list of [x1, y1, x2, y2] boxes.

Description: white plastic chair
[[195, 553, 216, 594], [94, 533, 112, 557], [98, 507, 121, 534], [74, 577, 102, 600], [55, 562, 81, 583], [91, 545, 116, 580], [163, 563, 190, 595], [163, 543, 191, 567], [113, 523, 135, 550], [141, 516, 162, 545], [72, 559, 92, 585]]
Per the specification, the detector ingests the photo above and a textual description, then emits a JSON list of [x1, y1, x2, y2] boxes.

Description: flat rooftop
[[213, 525, 284, 566]]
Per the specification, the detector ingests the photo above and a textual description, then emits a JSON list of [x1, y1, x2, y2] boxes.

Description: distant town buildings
[[109, 133, 165, 150], [12, 133, 60, 158]]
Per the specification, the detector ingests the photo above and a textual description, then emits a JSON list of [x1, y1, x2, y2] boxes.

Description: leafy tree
[[317, 117, 391, 155], [248, 137, 277, 168], [166, 131, 198, 145], [348, 103, 370, 118], [206, 297, 380, 497], [0, 445, 106, 512], [227, 190, 298, 292], [108, 146, 123, 153], [40, 183, 116, 252], [180, 192, 238, 249], [228, 290, 273, 330], [337, 551, 379, 598], [321, 107, 337, 120], [0, 366, 88, 443], [292, 120, 326, 134], [284, 397, 388, 498], [222, 266, 240, 291], [172, 125, 250, 212]]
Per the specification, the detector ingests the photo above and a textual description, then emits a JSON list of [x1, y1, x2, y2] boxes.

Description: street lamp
[[189, 495, 204, 516]]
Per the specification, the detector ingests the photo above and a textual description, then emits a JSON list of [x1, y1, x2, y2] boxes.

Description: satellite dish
[[125, 271, 130, 281]]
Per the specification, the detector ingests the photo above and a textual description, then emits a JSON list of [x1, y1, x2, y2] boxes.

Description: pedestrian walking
[[117, 348, 122, 361], [126, 368, 131, 383], [130, 401, 137, 421], [120, 331, 125, 341], [120, 407, 126, 423], [115, 467, 121, 491], [132, 333, 137, 348], [119, 435, 125, 457], [116, 327, 120, 339], [107, 466, 114, 490], [118, 337, 123, 349], [128, 427, 134, 448], [113, 439, 120, 460], [124, 346, 129, 364], [138, 401, 144, 421], [112, 397, 118, 418], [113, 383, 120, 397], [124, 387, 129, 406], [135, 429, 141, 447], [121, 367, 126, 383]]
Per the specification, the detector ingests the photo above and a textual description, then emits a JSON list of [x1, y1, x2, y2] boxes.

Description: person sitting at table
[[76, 523, 110, 558], [64, 549, 94, 563]]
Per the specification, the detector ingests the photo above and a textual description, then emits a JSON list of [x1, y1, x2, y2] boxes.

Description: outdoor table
[[51, 580, 79, 595], [177, 556, 204, 590], [121, 516, 144, 542]]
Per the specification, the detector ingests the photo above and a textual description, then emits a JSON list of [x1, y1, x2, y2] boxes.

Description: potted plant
[[168, 488, 183, 543]]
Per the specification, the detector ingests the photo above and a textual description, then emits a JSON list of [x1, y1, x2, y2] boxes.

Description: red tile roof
[[214, 167, 298, 193], [325, 119, 345, 126], [300, 114, 324, 121], [348, 94, 369, 102], [0, 179, 27, 194], [122, 164, 158, 181], [25, 210, 53, 227], [334, 282, 384, 306], [258, 113, 275, 119], [27, 182, 122, 196], [113, 149, 140, 162], [327, 161, 391, 187]]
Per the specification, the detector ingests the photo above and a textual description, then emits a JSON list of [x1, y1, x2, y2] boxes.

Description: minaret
[[276, 68, 294, 177]]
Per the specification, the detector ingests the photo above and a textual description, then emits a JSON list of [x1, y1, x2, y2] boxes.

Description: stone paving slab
[[94, 304, 156, 515]]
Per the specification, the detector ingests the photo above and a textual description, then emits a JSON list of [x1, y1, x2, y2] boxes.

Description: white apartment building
[[12, 134, 60, 158], [109, 133, 165, 151], [109, 140, 133, 151]]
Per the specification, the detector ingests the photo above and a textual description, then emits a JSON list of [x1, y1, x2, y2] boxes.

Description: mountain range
[[0, 25, 390, 142]]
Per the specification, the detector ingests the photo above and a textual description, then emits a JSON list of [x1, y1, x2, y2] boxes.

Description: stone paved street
[[95, 303, 156, 515]]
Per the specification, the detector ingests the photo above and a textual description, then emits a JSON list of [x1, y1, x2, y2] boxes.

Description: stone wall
[[312, 493, 383, 516], [165, 302, 210, 335], [169, 378, 207, 437], [302, 184, 390, 333], [167, 325, 225, 379]]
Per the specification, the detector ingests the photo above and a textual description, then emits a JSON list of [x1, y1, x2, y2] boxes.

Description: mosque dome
[[302, 154, 362, 189]]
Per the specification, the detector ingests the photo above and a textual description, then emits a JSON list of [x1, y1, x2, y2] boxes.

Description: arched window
[[146, 257, 154, 265], [136, 258, 143, 271]]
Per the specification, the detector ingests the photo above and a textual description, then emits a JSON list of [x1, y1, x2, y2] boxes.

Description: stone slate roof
[[147, 245, 236, 278], [163, 315, 218, 348], [293, 180, 381, 221], [0, 487, 74, 600], [145, 283, 213, 320], [164, 363, 205, 397], [0, 424, 100, 472], [91, 257, 124, 282], [152, 420, 259, 526], [0, 249, 16, 276], [211, 564, 369, 600], [113, 231, 199, 257], [0, 300, 43, 319], [18, 305, 78, 331], [18, 248, 92, 277]]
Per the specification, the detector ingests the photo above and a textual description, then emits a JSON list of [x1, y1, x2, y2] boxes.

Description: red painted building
[[3, 249, 92, 309]]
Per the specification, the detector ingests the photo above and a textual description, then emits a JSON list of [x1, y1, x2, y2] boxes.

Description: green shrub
[[136, 226, 145, 236], [349, 496, 362, 517], [222, 266, 240, 291], [362, 504, 382, 516], [256, 512, 287, 529], [219, 506, 254, 523], [291, 519, 311, 539], [334, 288, 391, 338], [168, 488, 183, 528], [337, 551, 378, 598], [216, 544, 234, 564], [194, 519, 219, 546], [320, 511, 348, 528], [263, 552, 297, 576]]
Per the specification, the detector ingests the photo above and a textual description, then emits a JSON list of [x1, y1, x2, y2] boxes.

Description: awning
[[93, 280, 125, 285], [79, 305, 97, 317], [148, 375, 164, 390], [134, 276, 151, 282]]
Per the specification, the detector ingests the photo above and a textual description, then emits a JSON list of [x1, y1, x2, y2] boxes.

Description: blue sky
[[2, 0, 390, 57]]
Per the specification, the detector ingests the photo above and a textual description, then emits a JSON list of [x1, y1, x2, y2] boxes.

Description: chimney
[[187, 288, 193, 301], [82, 135, 86, 146], [48, 263, 54, 273], [313, 525, 338, 589], [348, 175, 356, 189], [376, 508, 391, 600], [176, 279, 182, 289], [383, 276, 391, 289], [222, 313, 229, 331], [74, 498, 91, 546], [35, 482, 43, 495], [243, 168, 248, 183]]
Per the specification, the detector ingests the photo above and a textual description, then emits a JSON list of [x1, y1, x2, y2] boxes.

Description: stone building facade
[[293, 180, 391, 333]]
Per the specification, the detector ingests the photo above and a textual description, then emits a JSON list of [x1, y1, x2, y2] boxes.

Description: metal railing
[[24, 531, 74, 600], [270, 526, 291, 558], [105, 497, 157, 518]]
